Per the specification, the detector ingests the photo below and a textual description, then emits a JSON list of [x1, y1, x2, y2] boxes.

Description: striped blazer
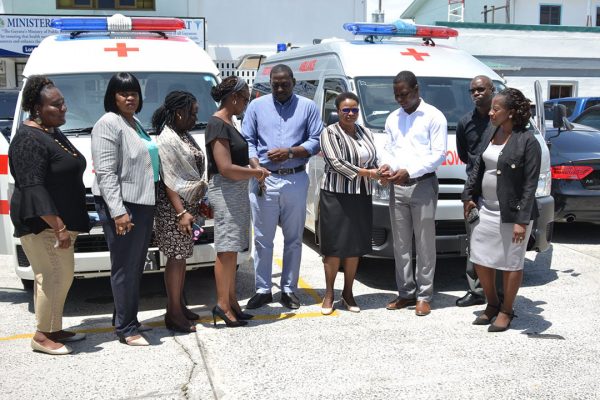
[[91, 112, 156, 218], [320, 123, 378, 194]]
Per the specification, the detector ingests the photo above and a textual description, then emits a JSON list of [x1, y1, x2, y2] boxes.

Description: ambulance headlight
[[373, 181, 390, 202], [536, 168, 552, 197]]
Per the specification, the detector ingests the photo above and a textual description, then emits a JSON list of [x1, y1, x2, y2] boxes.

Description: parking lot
[[0, 222, 599, 400]]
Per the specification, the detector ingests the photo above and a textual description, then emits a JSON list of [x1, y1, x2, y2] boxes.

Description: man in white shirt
[[378, 70, 447, 316]]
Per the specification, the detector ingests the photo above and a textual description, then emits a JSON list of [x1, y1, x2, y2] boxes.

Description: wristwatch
[[287, 147, 294, 159]]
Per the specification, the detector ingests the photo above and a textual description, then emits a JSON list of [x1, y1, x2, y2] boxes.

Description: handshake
[[367, 165, 410, 185]]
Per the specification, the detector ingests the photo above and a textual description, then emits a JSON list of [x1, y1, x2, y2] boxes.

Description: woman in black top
[[205, 76, 269, 327], [462, 88, 541, 332], [9, 75, 89, 355]]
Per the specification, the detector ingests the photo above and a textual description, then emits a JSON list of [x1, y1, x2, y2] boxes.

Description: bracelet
[[55, 225, 67, 233], [176, 209, 188, 220]]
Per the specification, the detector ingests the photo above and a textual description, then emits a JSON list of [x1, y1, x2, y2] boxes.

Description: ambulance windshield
[[355, 77, 504, 131], [41, 72, 219, 134]]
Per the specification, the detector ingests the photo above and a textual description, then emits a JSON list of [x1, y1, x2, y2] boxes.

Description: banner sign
[[0, 14, 206, 57]]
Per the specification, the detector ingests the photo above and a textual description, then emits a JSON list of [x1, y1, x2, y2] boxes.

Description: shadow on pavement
[[552, 222, 600, 245]]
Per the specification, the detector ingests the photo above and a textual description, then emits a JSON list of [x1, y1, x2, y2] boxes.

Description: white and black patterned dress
[[154, 133, 205, 259]]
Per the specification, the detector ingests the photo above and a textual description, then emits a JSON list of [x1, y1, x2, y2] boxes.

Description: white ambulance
[[0, 15, 251, 288], [252, 21, 554, 258]]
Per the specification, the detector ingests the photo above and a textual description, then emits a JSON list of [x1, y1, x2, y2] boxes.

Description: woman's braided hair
[[152, 90, 197, 133], [210, 76, 247, 103], [498, 88, 531, 132]]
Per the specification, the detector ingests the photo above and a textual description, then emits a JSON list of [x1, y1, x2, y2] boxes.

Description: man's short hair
[[393, 70, 418, 88], [270, 64, 294, 80]]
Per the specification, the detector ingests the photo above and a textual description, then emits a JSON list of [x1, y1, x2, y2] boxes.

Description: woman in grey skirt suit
[[462, 88, 541, 332], [205, 76, 270, 327]]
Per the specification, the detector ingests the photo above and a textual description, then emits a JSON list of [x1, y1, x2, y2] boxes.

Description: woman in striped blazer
[[319, 92, 380, 315], [92, 73, 159, 346]]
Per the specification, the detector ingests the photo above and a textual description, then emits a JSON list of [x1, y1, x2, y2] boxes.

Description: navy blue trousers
[[95, 197, 155, 338]]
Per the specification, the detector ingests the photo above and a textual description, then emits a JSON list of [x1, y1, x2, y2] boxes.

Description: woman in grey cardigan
[[92, 72, 159, 346]]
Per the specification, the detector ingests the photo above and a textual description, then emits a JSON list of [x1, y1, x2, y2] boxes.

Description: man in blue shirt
[[242, 64, 322, 309]]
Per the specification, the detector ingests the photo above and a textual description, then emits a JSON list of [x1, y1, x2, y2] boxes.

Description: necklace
[[28, 121, 79, 157], [51, 132, 79, 157]]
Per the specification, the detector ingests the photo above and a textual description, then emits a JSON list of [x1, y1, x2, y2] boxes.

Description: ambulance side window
[[322, 78, 346, 125]]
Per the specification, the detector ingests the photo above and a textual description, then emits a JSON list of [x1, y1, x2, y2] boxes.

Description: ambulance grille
[[371, 228, 387, 247], [74, 234, 109, 253], [434, 220, 466, 236], [16, 245, 30, 267]]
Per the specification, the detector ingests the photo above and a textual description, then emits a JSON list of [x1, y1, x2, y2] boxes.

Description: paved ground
[[0, 223, 599, 399]]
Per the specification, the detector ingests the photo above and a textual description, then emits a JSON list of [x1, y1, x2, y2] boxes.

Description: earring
[[177, 115, 182, 120], [509, 115, 512, 119], [233, 100, 237, 105]]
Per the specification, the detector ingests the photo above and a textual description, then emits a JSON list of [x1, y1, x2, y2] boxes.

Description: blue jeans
[[249, 171, 308, 294]]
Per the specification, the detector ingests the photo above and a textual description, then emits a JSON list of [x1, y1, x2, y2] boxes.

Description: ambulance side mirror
[[326, 111, 339, 125], [552, 104, 573, 131]]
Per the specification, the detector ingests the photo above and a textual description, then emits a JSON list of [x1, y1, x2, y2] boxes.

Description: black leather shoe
[[280, 292, 300, 309], [245, 292, 273, 309], [456, 291, 486, 307]]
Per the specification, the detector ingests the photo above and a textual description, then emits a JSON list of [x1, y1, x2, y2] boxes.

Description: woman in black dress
[[205, 76, 269, 327], [319, 92, 379, 315], [9, 75, 89, 355], [153, 91, 207, 333]]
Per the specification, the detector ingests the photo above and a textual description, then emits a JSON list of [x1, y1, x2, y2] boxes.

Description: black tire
[[21, 279, 34, 291]]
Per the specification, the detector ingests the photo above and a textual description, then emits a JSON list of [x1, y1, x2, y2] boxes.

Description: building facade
[[402, 0, 600, 27], [0, 0, 367, 88], [400, 0, 600, 101]]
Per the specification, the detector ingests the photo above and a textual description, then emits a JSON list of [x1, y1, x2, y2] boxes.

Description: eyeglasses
[[469, 87, 488, 94], [341, 107, 359, 114]]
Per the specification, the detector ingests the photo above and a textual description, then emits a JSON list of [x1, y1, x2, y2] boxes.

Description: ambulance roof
[[258, 38, 502, 81], [23, 32, 219, 77]]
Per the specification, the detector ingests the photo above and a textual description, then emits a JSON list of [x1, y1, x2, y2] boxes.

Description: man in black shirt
[[456, 75, 496, 307]]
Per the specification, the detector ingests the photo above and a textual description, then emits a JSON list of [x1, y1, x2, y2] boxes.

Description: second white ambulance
[[252, 21, 554, 258]]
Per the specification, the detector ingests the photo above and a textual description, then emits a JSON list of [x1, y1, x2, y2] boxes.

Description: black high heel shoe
[[182, 307, 200, 321], [212, 305, 248, 327], [488, 309, 517, 332], [233, 308, 254, 320], [472, 303, 500, 325], [165, 315, 196, 333]]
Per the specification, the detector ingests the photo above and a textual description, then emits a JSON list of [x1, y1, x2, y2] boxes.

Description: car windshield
[[574, 109, 600, 129], [20, 72, 219, 134], [355, 77, 504, 131]]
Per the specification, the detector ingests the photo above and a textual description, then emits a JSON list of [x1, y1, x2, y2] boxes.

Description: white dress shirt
[[378, 99, 448, 178]]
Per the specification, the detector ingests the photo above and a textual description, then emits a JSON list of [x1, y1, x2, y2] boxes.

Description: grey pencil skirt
[[208, 174, 250, 253]]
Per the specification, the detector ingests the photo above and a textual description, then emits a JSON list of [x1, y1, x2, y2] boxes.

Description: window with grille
[[540, 5, 561, 25], [57, 0, 154, 9]]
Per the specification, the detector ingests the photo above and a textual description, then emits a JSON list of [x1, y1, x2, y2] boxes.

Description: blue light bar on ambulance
[[50, 14, 185, 32], [343, 20, 458, 39]]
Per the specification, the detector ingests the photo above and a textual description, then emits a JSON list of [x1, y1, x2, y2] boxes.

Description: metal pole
[[483, 5, 488, 23], [491, 5, 496, 23], [506, 0, 510, 23]]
